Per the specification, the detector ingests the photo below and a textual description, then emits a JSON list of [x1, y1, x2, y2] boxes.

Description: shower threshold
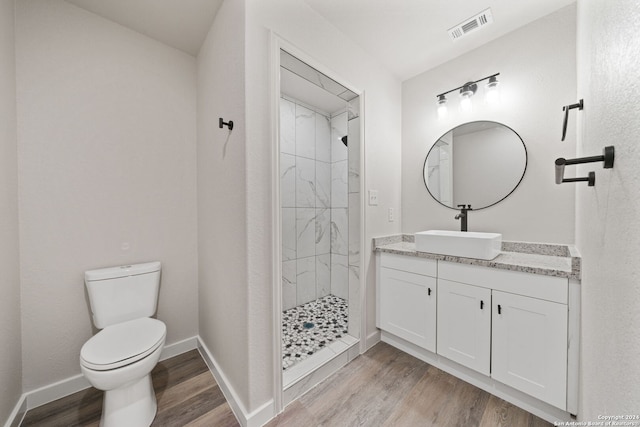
[[281, 295, 359, 402]]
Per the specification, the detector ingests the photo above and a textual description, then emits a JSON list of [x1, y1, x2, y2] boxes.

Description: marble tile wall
[[330, 112, 349, 301], [347, 115, 361, 337], [281, 97, 338, 309], [280, 95, 360, 331]]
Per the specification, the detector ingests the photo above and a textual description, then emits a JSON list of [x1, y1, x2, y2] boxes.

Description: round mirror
[[423, 121, 527, 210]]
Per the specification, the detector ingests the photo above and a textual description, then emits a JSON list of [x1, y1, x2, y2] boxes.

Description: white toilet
[[80, 261, 166, 427]]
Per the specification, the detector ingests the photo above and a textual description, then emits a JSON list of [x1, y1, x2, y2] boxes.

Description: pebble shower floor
[[282, 295, 348, 370]]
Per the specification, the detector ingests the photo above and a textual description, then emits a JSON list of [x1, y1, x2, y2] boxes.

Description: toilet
[[80, 261, 166, 427]]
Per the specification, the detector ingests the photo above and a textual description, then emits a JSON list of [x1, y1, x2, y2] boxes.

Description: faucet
[[455, 204, 472, 232]]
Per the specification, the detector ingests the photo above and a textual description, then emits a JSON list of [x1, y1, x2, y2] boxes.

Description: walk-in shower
[[279, 50, 361, 378]]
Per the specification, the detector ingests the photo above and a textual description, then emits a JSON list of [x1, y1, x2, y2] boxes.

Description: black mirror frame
[[422, 120, 528, 211]]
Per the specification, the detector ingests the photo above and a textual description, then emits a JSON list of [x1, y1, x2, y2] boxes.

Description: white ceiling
[[64, 0, 575, 79], [303, 0, 576, 80], [65, 0, 223, 56]]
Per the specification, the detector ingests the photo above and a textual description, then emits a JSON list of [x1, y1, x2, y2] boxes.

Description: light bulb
[[485, 76, 501, 106], [437, 95, 448, 119], [459, 83, 476, 113], [459, 94, 473, 113]]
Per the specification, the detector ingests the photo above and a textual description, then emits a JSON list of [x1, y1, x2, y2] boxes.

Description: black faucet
[[455, 205, 472, 232]]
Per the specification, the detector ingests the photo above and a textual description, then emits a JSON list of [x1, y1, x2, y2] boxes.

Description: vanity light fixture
[[436, 73, 500, 118]]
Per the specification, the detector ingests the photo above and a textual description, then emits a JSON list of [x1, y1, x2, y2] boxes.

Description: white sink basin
[[415, 230, 502, 260]]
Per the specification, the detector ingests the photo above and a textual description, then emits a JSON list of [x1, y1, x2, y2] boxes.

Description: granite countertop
[[374, 235, 581, 281]]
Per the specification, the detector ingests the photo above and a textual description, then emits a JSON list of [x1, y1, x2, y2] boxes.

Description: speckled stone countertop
[[374, 234, 581, 281]]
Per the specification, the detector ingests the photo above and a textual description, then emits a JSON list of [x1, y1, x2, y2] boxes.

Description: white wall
[[245, 0, 403, 413], [576, 0, 640, 419], [0, 0, 22, 423], [16, 0, 198, 391], [402, 5, 577, 243], [196, 0, 250, 411]]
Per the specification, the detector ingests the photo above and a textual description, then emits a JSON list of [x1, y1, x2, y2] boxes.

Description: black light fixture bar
[[436, 73, 500, 99]]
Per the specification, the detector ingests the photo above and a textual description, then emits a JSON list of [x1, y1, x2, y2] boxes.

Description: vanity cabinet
[[377, 253, 573, 413], [492, 290, 567, 409], [437, 279, 491, 375], [377, 253, 437, 352]]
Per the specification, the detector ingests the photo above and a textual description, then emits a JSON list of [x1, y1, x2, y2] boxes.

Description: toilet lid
[[81, 318, 166, 371]]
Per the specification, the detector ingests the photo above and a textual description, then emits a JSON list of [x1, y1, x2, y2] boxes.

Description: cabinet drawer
[[380, 253, 437, 277], [438, 261, 568, 304]]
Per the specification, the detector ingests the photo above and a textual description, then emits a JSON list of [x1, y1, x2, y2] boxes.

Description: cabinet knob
[[428, 288, 432, 296], [498, 304, 502, 314], [480, 300, 484, 310]]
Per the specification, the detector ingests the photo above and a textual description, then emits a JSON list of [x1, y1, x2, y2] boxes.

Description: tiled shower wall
[[280, 96, 356, 310], [346, 110, 360, 338]]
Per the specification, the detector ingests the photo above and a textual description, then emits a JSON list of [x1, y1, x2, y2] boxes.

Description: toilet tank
[[85, 261, 161, 329]]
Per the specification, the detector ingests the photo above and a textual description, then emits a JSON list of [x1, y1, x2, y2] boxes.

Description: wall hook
[[555, 145, 614, 186], [561, 99, 583, 141], [219, 118, 234, 131]]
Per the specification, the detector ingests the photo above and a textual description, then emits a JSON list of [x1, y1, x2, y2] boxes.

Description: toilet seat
[[81, 318, 166, 371]]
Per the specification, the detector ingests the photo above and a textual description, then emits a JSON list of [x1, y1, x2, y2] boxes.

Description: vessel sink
[[414, 230, 502, 260]]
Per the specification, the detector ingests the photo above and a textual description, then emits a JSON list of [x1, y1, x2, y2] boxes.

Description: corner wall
[[0, 0, 23, 423], [196, 0, 250, 412], [576, 0, 640, 419], [402, 5, 577, 243], [16, 0, 198, 392]]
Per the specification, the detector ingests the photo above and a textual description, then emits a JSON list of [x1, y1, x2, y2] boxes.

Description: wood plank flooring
[[267, 342, 552, 427], [21, 343, 551, 427], [20, 349, 239, 427]]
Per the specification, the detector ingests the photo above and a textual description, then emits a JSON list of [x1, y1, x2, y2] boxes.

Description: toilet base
[[100, 374, 157, 427]]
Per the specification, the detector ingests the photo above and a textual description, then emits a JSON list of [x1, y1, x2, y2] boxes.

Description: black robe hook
[[219, 118, 234, 131]]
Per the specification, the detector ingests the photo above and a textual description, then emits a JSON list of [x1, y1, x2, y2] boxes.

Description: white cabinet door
[[437, 279, 491, 375], [492, 290, 568, 410], [379, 267, 437, 352]]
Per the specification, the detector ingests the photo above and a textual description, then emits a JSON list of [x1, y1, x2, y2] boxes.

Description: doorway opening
[[277, 49, 362, 402]]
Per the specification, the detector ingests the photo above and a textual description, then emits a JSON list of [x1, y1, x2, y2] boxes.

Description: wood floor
[[21, 349, 239, 427], [21, 343, 551, 427], [267, 342, 552, 427]]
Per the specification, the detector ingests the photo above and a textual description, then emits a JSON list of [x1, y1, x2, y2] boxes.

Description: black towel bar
[[555, 146, 614, 186]]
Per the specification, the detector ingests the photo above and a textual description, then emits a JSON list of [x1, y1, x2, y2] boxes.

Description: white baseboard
[[365, 329, 381, 352], [160, 336, 199, 362], [25, 374, 91, 411], [196, 337, 275, 427], [245, 400, 276, 427], [3, 336, 200, 427], [2, 395, 26, 427]]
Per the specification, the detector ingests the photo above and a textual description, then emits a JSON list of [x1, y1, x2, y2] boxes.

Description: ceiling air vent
[[448, 8, 494, 41]]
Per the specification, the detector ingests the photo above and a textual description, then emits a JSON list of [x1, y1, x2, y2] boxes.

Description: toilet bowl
[[81, 262, 165, 427], [81, 318, 166, 427]]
